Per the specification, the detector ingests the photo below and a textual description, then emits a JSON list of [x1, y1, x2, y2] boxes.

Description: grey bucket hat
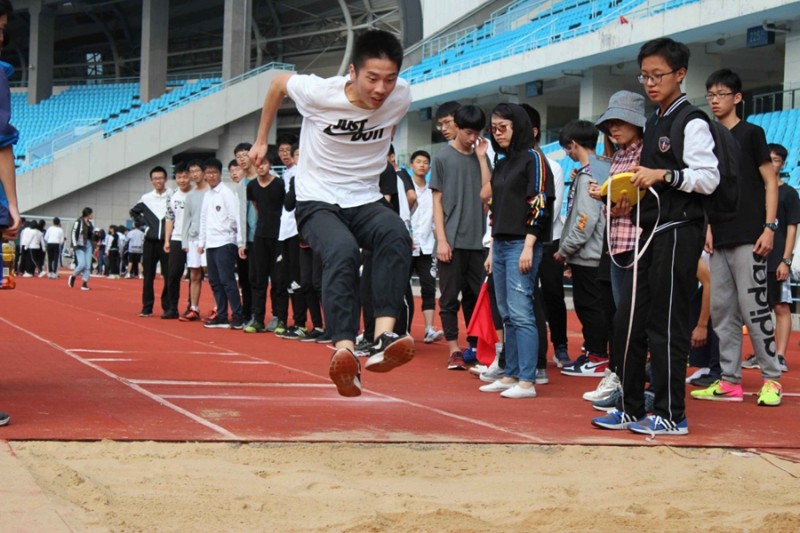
[[595, 90, 647, 133]]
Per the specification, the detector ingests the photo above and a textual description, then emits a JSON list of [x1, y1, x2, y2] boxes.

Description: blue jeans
[[73, 242, 93, 282], [492, 239, 543, 383], [207, 244, 243, 322]]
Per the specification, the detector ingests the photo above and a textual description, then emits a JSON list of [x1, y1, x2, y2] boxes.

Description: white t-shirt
[[286, 74, 411, 208], [166, 188, 189, 242], [278, 165, 298, 241], [547, 155, 566, 240], [44, 226, 64, 245], [411, 181, 435, 256]]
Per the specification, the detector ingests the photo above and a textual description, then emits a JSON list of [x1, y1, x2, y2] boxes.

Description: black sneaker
[[161, 311, 179, 319], [204, 317, 231, 329], [68, 275, 75, 288], [354, 337, 374, 357], [139, 309, 153, 318], [0, 412, 9, 426], [364, 332, 415, 373], [690, 373, 722, 388], [81, 282, 91, 291], [278, 325, 306, 340], [230, 318, 245, 330], [329, 348, 361, 397], [300, 327, 324, 342], [314, 330, 332, 344]]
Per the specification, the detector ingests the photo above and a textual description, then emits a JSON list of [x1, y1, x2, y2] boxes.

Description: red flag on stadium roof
[[619, 15, 629, 24]]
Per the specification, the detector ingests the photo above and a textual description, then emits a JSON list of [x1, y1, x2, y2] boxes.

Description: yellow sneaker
[[757, 380, 782, 407]]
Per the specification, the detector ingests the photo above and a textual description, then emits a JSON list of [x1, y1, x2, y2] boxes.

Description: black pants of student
[[410, 254, 436, 311], [597, 252, 617, 370], [46, 243, 60, 273], [438, 249, 483, 342], [107, 250, 120, 276], [27, 248, 45, 275], [617, 223, 703, 423], [207, 243, 243, 322], [299, 244, 324, 329], [569, 264, 610, 355], [249, 236, 282, 324], [688, 285, 720, 375], [142, 239, 169, 314], [361, 249, 415, 338], [129, 253, 142, 277], [534, 284, 548, 370], [539, 239, 568, 349], [166, 240, 187, 314], [237, 253, 252, 321], [296, 199, 411, 345], [274, 236, 305, 326]]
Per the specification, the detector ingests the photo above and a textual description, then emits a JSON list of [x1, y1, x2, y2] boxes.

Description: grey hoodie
[[558, 166, 605, 267]]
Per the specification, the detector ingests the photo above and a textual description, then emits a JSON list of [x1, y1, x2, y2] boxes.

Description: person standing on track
[[248, 29, 414, 397]]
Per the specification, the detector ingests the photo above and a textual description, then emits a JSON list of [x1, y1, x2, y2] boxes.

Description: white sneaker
[[479, 358, 504, 383], [582, 370, 620, 402], [423, 328, 444, 344], [468, 364, 488, 376], [500, 384, 537, 399], [38, 271, 47, 278], [22, 273, 33, 278], [479, 379, 515, 393]]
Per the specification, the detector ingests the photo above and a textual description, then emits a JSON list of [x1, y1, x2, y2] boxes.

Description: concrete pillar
[[784, 32, 800, 109], [683, 44, 721, 106], [222, 0, 252, 80], [578, 67, 619, 122], [140, 0, 169, 103], [27, 1, 56, 105]]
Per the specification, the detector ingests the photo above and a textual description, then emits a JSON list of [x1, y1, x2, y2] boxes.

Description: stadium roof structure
[[5, 0, 422, 85]]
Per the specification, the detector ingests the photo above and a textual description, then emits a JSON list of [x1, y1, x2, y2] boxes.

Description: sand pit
[[7, 441, 800, 532]]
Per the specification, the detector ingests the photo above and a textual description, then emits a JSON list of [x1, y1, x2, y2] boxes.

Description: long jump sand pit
[[8, 441, 800, 532]]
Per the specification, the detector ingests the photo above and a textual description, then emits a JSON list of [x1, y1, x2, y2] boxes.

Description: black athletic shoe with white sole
[[364, 332, 415, 373]]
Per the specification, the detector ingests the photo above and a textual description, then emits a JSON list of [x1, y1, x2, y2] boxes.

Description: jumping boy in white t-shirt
[[249, 30, 414, 397]]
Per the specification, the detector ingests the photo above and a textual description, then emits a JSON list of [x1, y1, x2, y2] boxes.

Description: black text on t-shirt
[[323, 119, 386, 142]]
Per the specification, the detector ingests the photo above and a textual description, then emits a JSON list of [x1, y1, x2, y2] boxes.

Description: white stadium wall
[[420, 0, 492, 38]]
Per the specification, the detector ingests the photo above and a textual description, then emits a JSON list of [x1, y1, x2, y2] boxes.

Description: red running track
[[0, 274, 798, 453]]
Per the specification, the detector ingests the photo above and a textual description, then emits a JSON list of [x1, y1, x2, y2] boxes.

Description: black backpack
[[669, 105, 741, 224]]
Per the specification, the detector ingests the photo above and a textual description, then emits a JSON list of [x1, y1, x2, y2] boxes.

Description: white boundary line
[[131, 379, 330, 388], [161, 394, 399, 402], [0, 317, 240, 440], [1, 294, 551, 443]]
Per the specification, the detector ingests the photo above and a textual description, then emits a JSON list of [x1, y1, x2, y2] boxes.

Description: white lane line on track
[[69, 349, 242, 356], [131, 379, 330, 388], [85, 358, 137, 362], [0, 317, 240, 440], [6, 291, 551, 443], [160, 394, 399, 402]]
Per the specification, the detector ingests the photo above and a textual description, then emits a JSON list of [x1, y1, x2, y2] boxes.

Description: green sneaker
[[273, 320, 287, 336], [244, 321, 266, 333], [278, 325, 306, 340], [757, 380, 782, 407]]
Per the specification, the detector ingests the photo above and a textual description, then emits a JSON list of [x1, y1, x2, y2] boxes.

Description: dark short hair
[[174, 161, 188, 174], [233, 142, 252, 155], [706, 68, 742, 94], [435, 101, 462, 120], [291, 143, 299, 153], [228, 158, 238, 170], [388, 144, 395, 156], [519, 103, 542, 144], [559, 120, 599, 151], [187, 159, 204, 170], [53, 217, 61, 225], [82, 207, 93, 218], [150, 166, 168, 179], [768, 143, 788, 162], [410, 150, 431, 163], [0, 1, 13, 18], [276, 134, 297, 148], [351, 29, 403, 72], [203, 158, 223, 172], [637, 38, 690, 72], [454, 105, 486, 131]]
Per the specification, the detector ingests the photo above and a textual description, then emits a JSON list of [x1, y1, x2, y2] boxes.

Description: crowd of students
[[2, 29, 795, 435]]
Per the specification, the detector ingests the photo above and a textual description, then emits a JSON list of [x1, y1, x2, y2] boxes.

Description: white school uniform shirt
[[198, 181, 243, 249], [547, 155, 565, 240], [26, 229, 44, 249], [411, 180, 435, 256], [278, 165, 298, 241], [287, 74, 412, 208], [44, 225, 64, 245]]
